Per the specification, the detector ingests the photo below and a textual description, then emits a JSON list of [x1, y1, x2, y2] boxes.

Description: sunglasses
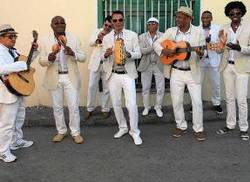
[[4, 34, 18, 40], [229, 12, 241, 17], [53, 22, 66, 25], [147, 22, 158, 25], [112, 18, 124, 23], [104, 23, 112, 28]]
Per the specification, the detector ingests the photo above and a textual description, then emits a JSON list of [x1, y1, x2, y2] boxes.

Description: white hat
[[147, 17, 159, 24], [0, 24, 18, 36], [176, 6, 193, 18]]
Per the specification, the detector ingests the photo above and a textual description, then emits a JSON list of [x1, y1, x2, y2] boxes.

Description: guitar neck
[[26, 40, 37, 67], [176, 45, 206, 54], [190, 45, 207, 52]]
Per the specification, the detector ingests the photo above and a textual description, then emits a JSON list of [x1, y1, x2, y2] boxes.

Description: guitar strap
[[8, 48, 20, 62]]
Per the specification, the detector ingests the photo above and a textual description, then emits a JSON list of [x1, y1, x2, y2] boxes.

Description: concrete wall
[[0, 0, 250, 106], [0, 0, 97, 106]]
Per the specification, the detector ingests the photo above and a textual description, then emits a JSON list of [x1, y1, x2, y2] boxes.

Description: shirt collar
[[177, 24, 192, 35], [0, 43, 10, 51]]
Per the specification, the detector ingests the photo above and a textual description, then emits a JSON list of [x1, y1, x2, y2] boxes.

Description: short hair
[[202, 11, 212, 16], [104, 15, 112, 23], [112, 10, 124, 18], [51, 16, 65, 24], [224, 1, 247, 17]]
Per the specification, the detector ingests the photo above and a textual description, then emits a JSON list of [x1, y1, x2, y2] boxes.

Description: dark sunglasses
[[229, 12, 241, 17], [4, 34, 18, 40], [53, 22, 66, 25], [104, 23, 112, 28], [112, 18, 124, 23]]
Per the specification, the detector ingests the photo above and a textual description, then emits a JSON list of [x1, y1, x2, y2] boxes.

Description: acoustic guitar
[[160, 39, 224, 65], [3, 30, 38, 96]]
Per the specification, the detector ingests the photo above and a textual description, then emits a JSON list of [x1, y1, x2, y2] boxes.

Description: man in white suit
[[102, 10, 142, 145], [216, 1, 249, 141], [138, 17, 165, 118], [0, 24, 35, 163], [85, 16, 112, 120], [154, 6, 206, 141], [200, 11, 223, 114], [39, 16, 86, 144]]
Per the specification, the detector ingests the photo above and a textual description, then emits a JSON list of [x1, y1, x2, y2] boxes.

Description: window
[[98, 0, 201, 91]]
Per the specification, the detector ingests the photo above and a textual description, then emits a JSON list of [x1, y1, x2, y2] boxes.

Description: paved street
[[0, 120, 250, 182]]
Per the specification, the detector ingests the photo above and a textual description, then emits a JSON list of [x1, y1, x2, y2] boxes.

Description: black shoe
[[214, 105, 223, 114], [84, 111, 92, 120], [240, 131, 249, 141], [216, 127, 234, 135], [102, 111, 111, 119]]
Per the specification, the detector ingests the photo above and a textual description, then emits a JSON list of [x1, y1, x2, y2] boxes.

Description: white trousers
[[50, 75, 81, 136], [0, 97, 25, 153], [223, 64, 249, 131], [108, 73, 140, 136], [200, 66, 221, 106], [141, 64, 165, 110], [87, 64, 110, 112], [170, 69, 203, 132]]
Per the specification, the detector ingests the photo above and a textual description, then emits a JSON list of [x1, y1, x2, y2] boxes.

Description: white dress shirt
[[228, 24, 242, 63], [173, 27, 192, 69]]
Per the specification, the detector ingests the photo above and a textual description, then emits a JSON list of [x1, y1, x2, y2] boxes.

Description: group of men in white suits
[[0, 1, 249, 163]]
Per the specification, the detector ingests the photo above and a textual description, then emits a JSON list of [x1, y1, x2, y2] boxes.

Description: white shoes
[[10, 139, 34, 150], [142, 108, 149, 116], [114, 129, 128, 139], [0, 150, 17, 163], [155, 108, 163, 118], [129, 132, 142, 146], [143, 107, 163, 117]]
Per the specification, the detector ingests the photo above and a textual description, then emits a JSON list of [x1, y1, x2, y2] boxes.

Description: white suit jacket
[[219, 21, 250, 74], [88, 28, 105, 72], [200, 24, 222, 67], [154, 25, 205, 84], [137, 31, 164, 72], [0, 44, 27, 104], [102, 29, 141, 80], [38, 32, 86, 90]]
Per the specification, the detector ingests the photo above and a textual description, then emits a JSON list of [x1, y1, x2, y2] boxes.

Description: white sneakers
[[129, 132, 142, 146], [142, 107, 163, 118], [0, 139, 34, 163], [114, 129, 128, 138], [142, 108, 149, 116], [0, 150, 17, 163], [155, 108, 163, 118], [10, 139, 34, 150], [114, 129, 142, 146]]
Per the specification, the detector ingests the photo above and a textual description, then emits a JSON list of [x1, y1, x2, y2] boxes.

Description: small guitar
[[3, 30, 38, 96], [160, 39, 224, 65]]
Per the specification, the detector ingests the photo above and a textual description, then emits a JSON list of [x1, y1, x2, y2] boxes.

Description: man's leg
[[108, 74, 128, 133], [10, 97, 33, 150], [100, 66, 111, 113], [0, 101, 19, 153], [223, 65, 237, 130], [50, 76, 67, 137], [235, 70, 249, 132], [153, 66, 165, 117], [63, 75, 81, 137], [170, 69, 187, 131], [141, 68, 153, 114], [86, 70, 100, 112]]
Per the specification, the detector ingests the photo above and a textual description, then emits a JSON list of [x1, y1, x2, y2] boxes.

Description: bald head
[[50, 16, 66, 36]]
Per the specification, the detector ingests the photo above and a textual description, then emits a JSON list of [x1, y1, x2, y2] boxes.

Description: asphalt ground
[[0, 122, 249, 182], [0, 101, 250, 182]]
